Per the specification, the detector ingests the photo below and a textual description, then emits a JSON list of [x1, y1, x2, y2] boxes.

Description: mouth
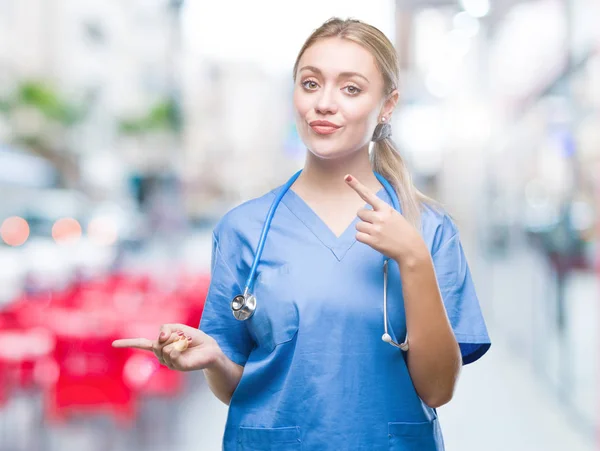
[[309, 120, 341, 136]]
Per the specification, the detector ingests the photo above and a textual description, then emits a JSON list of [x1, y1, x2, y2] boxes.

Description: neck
[[294, 146, 381, 197]]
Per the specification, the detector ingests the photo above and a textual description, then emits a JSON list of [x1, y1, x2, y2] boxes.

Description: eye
[[343, 85, 362, 95], [301, 79, 319, 90]]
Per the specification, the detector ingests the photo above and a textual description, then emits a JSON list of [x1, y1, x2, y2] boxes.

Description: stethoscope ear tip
[[381, 333, 392, 343]]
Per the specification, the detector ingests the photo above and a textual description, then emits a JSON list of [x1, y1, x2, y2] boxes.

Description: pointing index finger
[[112, 338, 154, 351], [344, 174, 385, 210]]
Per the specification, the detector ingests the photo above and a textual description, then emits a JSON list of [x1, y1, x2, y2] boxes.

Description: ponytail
[[371, 138, 441, 232]]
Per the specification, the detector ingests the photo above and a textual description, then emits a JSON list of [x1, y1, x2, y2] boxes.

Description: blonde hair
[[293, 17, 441, 231]]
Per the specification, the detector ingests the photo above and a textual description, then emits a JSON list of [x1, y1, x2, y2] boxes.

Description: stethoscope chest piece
[[231, 293, 257, 321]]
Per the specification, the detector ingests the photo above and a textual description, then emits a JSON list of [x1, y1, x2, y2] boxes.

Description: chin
[[309, 148, 348, 160], [306, 140, 353, 160]]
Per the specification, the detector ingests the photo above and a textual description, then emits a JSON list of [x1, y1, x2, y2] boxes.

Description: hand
[[345, 174, 423, 261], [112, 324, 223, 372]]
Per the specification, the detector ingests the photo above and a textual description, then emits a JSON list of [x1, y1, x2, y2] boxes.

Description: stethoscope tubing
[[244, 170, 302, 294], [235, 170, 408, 351], [246, 170, 401, 295]]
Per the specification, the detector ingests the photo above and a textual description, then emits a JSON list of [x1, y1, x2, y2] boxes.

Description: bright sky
[[182, 0, 396, 74]]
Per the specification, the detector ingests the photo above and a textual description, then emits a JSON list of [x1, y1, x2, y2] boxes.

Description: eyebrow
[[298, 65, 370, 84]]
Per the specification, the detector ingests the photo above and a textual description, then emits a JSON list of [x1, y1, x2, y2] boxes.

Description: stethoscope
[[230, 170, 409, 351]]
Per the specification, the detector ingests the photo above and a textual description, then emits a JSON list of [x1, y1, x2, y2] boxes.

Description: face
[[293, 37, 397, 160]]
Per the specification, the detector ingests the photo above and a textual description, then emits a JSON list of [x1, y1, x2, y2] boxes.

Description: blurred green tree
[[118, 98, 181, 136], [0, 81, 87, 187]]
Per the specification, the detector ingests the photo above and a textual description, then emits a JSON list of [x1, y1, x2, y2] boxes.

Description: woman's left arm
[[345, 174, 461, 408], [395, 245, 462, 408]]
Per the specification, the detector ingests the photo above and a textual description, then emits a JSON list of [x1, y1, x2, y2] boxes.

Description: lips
[[309, 120, 341, 135]]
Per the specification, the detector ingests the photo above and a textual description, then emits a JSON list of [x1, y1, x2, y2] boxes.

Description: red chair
[[0, 327, 56, 390], [1, 267, 210, 425], [41, 308, 136, 426]]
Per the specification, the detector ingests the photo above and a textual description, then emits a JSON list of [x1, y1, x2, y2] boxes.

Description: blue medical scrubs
[[200, 183, 491, 451]]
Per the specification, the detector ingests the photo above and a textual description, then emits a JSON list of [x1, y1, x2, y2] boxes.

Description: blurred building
[[390, 0, 600, 437], [181, 59, 297, 219], [0, 0, 184, 196]]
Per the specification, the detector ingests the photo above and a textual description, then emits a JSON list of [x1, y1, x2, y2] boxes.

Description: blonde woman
[[114, 17, 491, 450]]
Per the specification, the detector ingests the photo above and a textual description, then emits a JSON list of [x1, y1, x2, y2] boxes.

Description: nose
[[315, 87, 338, 115]]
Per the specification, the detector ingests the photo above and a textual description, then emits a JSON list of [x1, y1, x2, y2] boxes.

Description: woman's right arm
[[203, 351, 244, 405]]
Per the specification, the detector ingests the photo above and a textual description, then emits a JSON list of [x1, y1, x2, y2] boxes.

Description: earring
[[372, 117, 392, 142]]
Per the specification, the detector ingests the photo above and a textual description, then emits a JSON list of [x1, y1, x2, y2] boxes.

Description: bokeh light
[[52, 218, 82, 244], [1, 216, 30, 246]]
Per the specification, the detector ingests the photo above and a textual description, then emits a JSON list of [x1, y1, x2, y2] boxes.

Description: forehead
[[298, 37, 380, 79]]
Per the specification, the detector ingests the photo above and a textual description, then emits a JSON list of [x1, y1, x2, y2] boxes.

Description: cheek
[[343, 100, 379, 138]]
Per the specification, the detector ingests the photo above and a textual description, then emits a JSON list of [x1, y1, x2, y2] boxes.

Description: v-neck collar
[[281, 187, 387, 262]]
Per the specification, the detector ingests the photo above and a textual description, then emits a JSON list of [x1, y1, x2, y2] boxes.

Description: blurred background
[[0, 0, 598, 450]]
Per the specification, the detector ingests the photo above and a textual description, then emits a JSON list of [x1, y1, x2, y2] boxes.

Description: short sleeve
[[198, 231, 254, 366], [432, 220, 491, 365]]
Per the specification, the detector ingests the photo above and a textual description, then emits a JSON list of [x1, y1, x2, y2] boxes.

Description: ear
[[379, 89, 400, 120]]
